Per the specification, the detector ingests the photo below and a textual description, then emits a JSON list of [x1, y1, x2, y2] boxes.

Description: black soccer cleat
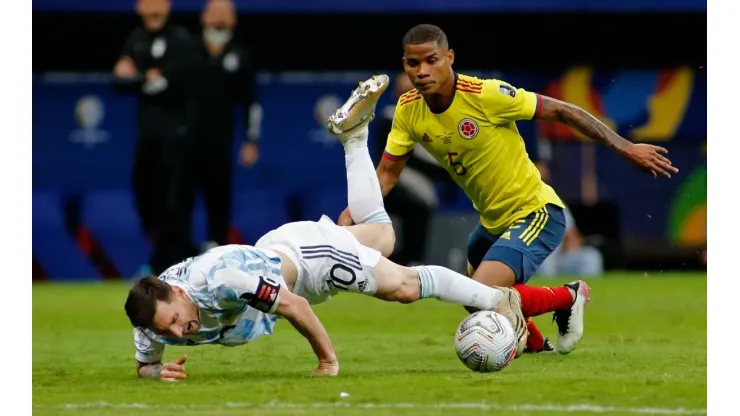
[[552, 280, 590, 355], [537, 337, 556, 354]]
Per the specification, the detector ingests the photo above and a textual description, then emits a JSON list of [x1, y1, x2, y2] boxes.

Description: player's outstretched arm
[[275, 289, 339, 376], [535, 95, 679, 178], [376, 154, 408, 197]]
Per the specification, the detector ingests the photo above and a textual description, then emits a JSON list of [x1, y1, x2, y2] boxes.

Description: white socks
[[343, 126, 391, 224], [413, 265, 503, 310]]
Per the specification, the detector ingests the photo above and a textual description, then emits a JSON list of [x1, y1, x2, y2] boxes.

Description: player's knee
[[392, 282, 420, 304], [376, 267, 420, 304], [375, 223, 396, 258], [392, 269, 422, 304]]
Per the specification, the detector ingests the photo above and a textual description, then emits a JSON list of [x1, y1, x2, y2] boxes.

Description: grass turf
[[33, 273, 706, 415]]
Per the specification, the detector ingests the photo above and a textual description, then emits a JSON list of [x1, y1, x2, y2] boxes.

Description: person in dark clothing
[[195, 0, 262, 250], [373, 74, 448, 266], [113, 0, 200, 275]]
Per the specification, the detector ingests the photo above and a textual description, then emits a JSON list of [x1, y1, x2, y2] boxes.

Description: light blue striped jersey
[[134, 245, 286, 363]]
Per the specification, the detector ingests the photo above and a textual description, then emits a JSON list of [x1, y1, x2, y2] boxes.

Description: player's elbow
[[537, 95, 579, 123], [275, 290, 310, 320]]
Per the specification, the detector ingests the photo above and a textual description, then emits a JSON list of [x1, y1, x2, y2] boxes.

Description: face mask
[[203, 27, 232, 46]]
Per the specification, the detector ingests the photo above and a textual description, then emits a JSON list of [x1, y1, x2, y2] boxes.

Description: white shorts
[[254, 215, 382, 305]]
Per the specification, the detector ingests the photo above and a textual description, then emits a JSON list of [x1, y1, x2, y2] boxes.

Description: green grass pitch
[[33, 273, 706, 416]]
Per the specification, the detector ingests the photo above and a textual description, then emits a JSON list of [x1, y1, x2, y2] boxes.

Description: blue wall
[[32, 70, 706, 279]]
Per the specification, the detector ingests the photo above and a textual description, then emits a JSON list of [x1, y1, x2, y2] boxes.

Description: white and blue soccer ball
[[454, 311, 518, 373]]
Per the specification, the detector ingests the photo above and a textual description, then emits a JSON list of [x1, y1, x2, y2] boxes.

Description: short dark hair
[[124, 276, 173, 329], [402, 24, 449, 49]]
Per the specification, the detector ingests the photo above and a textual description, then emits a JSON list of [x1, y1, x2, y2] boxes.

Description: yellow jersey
[[384, 73, 564, 235]]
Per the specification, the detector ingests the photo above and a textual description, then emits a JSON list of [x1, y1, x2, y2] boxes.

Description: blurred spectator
[[537, 205, 604, 278], [113, 0, 200, 275], [195, 0, 262, 250], [373, 74, 447, 266], [534, 162, 604, 278]]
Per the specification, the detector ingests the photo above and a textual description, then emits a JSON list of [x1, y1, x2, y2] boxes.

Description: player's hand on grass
[[624, 143, 679, 179], [312, 359, 339, 377], [159, 354, 189, 382], [337, 208, 353, 226]]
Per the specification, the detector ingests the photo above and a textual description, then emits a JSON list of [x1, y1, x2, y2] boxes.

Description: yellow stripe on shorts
[[519, 207, 544, 243], [523, 208, 550, 246]]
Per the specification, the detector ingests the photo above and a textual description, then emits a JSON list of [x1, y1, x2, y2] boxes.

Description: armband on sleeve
[[239, 276, 281, 314]]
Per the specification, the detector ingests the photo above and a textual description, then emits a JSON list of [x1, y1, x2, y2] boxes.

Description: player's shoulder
[[456, 73, 485, 95], [397, 88, 422, 109], [458, 74, 514, 96], [392, 88, 423, 124]]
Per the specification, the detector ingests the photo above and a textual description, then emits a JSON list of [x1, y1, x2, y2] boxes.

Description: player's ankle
[[343, 137, 368, 150]]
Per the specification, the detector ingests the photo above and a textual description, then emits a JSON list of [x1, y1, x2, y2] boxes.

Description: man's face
[[151, 287, 200, 338], [402, 41, 454, 95], [202, 0, 236, 30], [136, 0, 171, 32]]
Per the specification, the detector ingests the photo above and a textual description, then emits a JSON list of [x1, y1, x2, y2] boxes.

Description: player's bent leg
[[369, 256, 418, 303], [475, 204, 590, 354], [344, 223, 395, 259], [466, 206, 573, 353], [467, 205, 566, 287], [471, 260, 517, 290], [465, 222, 498, 280], [370, 256, 504, 311], [330, 79, 397, 256]]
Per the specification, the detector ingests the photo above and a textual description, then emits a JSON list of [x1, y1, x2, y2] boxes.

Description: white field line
[[34, 401, 707, 415]]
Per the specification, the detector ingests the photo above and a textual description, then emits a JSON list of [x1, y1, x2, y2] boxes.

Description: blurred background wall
[[32, 0, 707, 280]]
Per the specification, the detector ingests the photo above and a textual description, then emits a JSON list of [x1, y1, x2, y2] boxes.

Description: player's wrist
[[138, 363, 163, 380], [314, 343, 337, 365], [318, 353, 338, 365]]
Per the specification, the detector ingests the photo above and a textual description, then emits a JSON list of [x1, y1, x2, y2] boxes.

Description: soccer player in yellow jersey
[[334, 24, 678, 355]]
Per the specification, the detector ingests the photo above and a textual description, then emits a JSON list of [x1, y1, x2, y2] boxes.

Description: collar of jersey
[[428, 72, 458, 115]]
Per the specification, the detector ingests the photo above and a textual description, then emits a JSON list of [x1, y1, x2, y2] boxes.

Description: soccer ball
[[454, 311, 518, 373]]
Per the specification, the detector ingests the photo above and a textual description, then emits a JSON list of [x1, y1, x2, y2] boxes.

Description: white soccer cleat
[[326, 74, 389, 141], [553, 280, 590, 354], [492, 286, 528, 358]]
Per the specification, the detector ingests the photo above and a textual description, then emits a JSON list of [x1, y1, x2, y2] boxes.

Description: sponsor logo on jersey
[[438, 132, 454, 144], [499, 83, 517, 98], [422, 133, 432, 142], [458, 118, 479, 140]]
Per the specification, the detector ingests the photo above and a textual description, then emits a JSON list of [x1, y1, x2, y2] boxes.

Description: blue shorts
[[466, 204, 566, 284]]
